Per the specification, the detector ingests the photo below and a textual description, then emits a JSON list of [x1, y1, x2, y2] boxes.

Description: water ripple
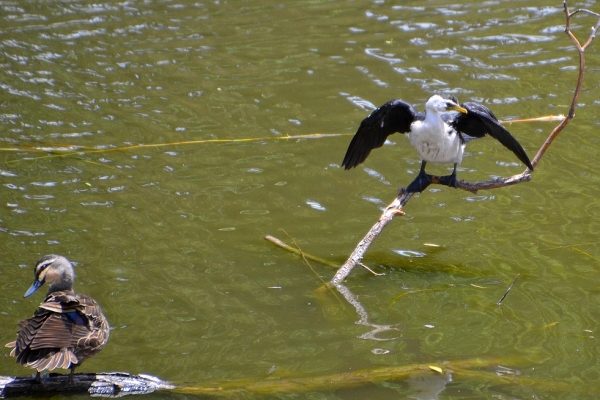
[[306, 199, 326, 211], [23, 193, 53, 200], [392, 249, 427, 258], [81, 201, 113, 207], [343, 94, 376, 111], [364, 48, 403, 65], [0, 82, 41, 100]]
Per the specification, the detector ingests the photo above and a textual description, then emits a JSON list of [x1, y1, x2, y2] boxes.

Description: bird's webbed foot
[[404, 172, 432, 193], [438, 173, 458, 189]]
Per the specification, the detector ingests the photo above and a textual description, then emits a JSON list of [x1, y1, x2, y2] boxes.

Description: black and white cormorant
[[342, 94, 534, 193]]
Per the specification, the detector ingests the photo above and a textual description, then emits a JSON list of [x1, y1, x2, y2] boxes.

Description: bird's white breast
[[409, 118, 464, 164]]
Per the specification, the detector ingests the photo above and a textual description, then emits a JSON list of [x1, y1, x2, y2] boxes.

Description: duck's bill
[[24, 280, 43, 298]]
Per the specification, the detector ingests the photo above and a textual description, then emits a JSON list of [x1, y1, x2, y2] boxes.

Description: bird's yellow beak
[[448, 105, 468, 114]]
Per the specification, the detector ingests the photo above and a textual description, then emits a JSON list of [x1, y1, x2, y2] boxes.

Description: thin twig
[[497, 274, 521, 306], [264, 235, 340, 269], [280, 229, 328, 284], [274, 231, 348, 311], [358, 262, 385, 276]]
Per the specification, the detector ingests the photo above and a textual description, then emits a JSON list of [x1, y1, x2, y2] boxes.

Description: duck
[[5, 254, 110, 382], [342, 94, 533, 193]]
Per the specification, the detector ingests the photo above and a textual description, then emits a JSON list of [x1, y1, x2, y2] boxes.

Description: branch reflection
[[333, 282, 401, 341]]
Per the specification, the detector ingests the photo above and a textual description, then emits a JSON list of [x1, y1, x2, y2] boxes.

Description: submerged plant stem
[[172, 355, 593, 398], [2, 133, 347, 163], [173, 357, 496, 398]]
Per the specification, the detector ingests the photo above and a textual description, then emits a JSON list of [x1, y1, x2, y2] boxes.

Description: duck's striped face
[[23, 255, 61, 298]]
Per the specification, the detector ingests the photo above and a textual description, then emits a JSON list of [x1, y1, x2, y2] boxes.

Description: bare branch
[[331, 192, 409, 284], [438, 172, 532, 194], [330, 0, 597, 284]]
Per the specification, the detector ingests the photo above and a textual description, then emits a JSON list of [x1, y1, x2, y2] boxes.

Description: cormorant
[[342, 94, 533, 193]]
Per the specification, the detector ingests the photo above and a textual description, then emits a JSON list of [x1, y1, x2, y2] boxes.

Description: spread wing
[[342, 99, 423, 169], [452, 102, 533, 171]]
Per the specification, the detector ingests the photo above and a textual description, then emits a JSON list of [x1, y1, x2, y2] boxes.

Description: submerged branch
[[3, 356, 596, 398], [265, 235, 340, 269], [174, 357, 523, 398]]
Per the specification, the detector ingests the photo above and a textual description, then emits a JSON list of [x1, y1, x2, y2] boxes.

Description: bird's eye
[[36, 260, 54, 274]]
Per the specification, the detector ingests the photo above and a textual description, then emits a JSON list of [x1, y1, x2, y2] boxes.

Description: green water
[[1, 0, 600, 398]]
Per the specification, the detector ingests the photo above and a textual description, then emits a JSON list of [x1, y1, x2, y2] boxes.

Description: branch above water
[[330, 0, 598, 284]]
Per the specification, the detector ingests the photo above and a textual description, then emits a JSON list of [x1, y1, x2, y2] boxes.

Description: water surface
[[1, 1, 600, 398]]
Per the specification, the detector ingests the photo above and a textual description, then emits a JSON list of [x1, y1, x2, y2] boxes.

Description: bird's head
[[426, 94, 468, 114], [24, 254, 75, 298]]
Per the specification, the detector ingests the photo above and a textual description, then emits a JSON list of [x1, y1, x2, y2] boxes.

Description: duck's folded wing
[[17, 311, 90, 353]]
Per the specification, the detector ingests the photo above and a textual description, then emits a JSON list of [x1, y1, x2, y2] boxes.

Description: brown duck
[[5, 255, 110, 382]]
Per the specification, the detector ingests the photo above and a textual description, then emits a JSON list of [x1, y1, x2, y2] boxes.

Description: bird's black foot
[[438, 173, 458, 189], [405, 173, 432, 193]]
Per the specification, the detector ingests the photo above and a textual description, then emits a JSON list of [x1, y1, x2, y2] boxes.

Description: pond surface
[[1, 0, 600, 398]]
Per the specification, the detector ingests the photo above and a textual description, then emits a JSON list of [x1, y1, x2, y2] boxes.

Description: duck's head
[[425, 94, 468, 114], [24, 255, 75, 298]]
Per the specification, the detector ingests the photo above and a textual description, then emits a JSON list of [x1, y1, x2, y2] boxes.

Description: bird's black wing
[[342, 99, 423, 169], [453, 102, 533, 171]]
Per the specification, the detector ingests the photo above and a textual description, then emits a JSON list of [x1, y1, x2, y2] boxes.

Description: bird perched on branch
[[5, 255, 110, 383], [342, 94, 533, 193]]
